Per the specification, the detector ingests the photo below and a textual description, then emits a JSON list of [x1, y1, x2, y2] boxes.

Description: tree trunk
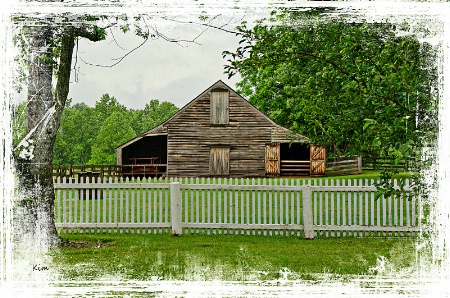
[[15, 25, 75, 249]]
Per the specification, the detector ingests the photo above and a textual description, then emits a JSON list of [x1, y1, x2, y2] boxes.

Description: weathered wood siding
[[271, 127, 308, 143], [166, 83, 279, 177]]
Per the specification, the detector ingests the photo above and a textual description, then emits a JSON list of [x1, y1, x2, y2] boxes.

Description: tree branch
[[79, 33, 148, 68], [75, 27, 104, 42], [161, 14, 243, 35]]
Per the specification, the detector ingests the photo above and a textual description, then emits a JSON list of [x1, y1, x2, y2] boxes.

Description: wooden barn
[[116, 80, 326, 178]]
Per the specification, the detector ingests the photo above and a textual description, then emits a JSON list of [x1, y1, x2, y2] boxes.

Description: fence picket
[[394, 180, 398, 237], [93, 183, 97, 233], [338, 180, 342, 238], [113, 177, 117, 233], [257, 179, 260, 231], [219, 180, 223, 235], [388, 190, 393, 237], [364, 179, 368, 237], [376, 184, 381, 237], [382, 192, 387, 237], [59, 177, 64, 232], [224, 178, 228, 235], [158, 179, 163, 231], [313, 179, 317, 227], [96, 180, 100, 233], [359, 179, 363, 237], [214, 182, 218, 235], [347, 180, 351, 232], [189, 177, 194, 234], [68, 178, 73, 234], [208, 178, 212, 235], [268, 179, 273, 236], [291, 179, 295, 235], [263, 179, 267, 236], [200, 179, 205, 234], [79, 178, 84, 227], [141, 178, 146, 234], [370, 179, 375, 237], [274, 178, 277, 233], [414, 196, 419, 232], [330, 179, 334, 237], [164, 182, 169, 234], [324, 179, 328, 237], [195, 178, 199, 234], [284, 180, 288, 235], [399, 184, 404, 226], [131, 178, 136, 234], [251, 178, 255, 235]]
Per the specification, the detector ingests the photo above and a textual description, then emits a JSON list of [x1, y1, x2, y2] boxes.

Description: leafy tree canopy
[[223, 9, 438, 167], [131, 99, 178, 135], [89, 110, 136, 164]]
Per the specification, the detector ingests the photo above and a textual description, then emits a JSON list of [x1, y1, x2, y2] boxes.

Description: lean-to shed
[[116, 80, 326, 178]]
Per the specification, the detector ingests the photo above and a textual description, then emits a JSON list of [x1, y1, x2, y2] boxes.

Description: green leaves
[[363, 119, 377, 131], [223, 9, 437, 166], [89, 110, 136, 164]]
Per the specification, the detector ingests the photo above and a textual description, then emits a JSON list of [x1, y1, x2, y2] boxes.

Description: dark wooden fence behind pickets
[[326, 156, 362, 175], [53, 156, 408, 179], [362, 157, 408, 171], [52, 164, 123, 178]]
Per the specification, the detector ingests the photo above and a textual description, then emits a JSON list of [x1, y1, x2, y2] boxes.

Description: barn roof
[[116, 80, 309, 150]]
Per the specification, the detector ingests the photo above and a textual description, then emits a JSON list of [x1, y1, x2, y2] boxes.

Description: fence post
[[170, 182, 182, 236], [302, 186, 315, 239], [357, 156, 362, 174]]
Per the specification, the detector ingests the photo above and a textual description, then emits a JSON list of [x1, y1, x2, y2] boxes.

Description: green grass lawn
[[51, 233, 421, 281]]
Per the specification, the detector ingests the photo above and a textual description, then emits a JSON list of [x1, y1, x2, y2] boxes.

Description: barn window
[[210, 90, 229, 124], [209, 147, 230, 175]]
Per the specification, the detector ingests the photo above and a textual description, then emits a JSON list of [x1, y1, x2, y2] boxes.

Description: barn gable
[[116, 80, 324, 177]]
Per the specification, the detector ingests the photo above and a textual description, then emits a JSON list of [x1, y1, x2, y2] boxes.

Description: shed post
[[116, 147, 122, 166], [170, 182, 182, 236], [302, 186, 315, 239]]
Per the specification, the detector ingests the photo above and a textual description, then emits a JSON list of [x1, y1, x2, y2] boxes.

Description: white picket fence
[[53, 177, 426, 238]]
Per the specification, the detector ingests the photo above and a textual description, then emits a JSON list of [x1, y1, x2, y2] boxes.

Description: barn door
[[210, 91, 229, 124], [310, 145, 326, 175], [209, 147, 230, 175], [265, 143, 280, 176]]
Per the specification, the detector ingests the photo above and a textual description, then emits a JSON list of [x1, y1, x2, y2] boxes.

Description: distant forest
[[13, 94, 178, 165]]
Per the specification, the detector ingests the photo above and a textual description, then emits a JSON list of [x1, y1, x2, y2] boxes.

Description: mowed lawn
[[51, 233, 421, 281]]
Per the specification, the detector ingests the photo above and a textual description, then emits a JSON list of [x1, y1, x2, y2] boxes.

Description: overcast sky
[[9, 1, 446, 112], [68, 22, 244, 110]]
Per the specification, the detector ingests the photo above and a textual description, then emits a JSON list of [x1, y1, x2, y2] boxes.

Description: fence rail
[[362, 157, 408, 171], [326, 156, 362, 175], [52, 164, 123, 178], [53, 177, 425, 238]]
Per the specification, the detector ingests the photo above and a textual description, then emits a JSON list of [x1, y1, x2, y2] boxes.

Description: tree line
[[13, 94, 178, 166]]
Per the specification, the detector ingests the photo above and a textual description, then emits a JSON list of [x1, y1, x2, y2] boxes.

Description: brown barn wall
[[166, 91, 275, 177]]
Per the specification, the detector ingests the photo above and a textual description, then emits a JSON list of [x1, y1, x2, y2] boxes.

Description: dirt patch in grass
[[60, 238, 115, 249]]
